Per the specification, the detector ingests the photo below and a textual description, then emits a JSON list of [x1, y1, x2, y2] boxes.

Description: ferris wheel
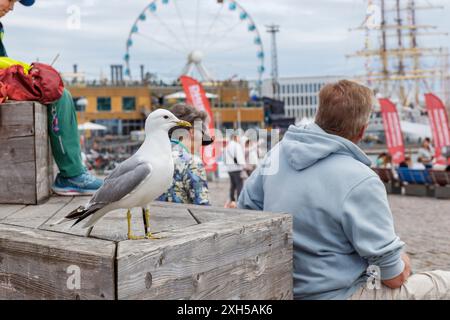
[[124, 0, 265, 92]]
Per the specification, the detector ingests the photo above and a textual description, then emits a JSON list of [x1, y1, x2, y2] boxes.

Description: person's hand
[[382, 253, 412, 289], [401, 253, 412, 279]]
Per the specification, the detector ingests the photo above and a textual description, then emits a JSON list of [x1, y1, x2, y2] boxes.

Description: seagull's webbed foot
[[127, 209, 145, 240], [143, 208, 162, 240]]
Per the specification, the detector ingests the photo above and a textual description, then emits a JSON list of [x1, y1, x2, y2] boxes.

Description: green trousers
[[47, 89, 85, 178]]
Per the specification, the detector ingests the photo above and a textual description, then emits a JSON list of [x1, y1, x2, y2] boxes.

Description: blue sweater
[[238, 123, 405, 300]]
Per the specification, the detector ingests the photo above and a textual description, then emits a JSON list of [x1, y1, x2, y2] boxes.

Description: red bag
[[0, 63, 64, 104], [0, 82, 8, 104], [29, 63, 65, 104]]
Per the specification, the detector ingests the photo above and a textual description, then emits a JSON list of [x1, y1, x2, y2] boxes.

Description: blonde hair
[[315, 80, 374, 140]]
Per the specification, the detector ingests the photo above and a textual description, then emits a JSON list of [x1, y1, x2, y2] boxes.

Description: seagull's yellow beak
[[176, 120, 192, 128]]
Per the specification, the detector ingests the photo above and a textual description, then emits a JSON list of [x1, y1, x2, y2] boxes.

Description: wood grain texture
[[89, 207, 146, 242], [90, 202, 199, 242], [117, 214, 293, 300], [0, 205, 26, 221], [40, 196, 92, 237], [0, 224, 116, 300], [2, 196, 73, 229], [0, 102, 51, 204], [0, 101, 35, 139], [34, 103, 51, 203]]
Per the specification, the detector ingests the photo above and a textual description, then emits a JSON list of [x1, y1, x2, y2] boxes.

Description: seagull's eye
[[164, 115, 169, 119]]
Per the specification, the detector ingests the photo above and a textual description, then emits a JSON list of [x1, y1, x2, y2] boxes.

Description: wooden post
[[0, 101, 53, 204]]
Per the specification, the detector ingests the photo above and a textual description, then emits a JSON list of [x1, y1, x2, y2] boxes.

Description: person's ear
[[353, 124, 368, 143]]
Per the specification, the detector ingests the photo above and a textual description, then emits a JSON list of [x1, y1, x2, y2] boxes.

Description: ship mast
[[348, 0, 448, 109]]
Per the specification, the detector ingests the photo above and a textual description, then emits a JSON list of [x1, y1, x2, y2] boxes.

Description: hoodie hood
[[282, 123, 371, 171]]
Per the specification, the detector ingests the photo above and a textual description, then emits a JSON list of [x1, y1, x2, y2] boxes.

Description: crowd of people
[[376, 137, 450, 171]]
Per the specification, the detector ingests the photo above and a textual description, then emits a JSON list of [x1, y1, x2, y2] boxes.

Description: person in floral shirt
[[158, 104, 213, 205]]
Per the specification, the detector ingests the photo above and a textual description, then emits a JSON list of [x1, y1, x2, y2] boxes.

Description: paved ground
[[208, 179, 450, 273]]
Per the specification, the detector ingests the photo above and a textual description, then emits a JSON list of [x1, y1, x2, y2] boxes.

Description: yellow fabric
[[0, 57, 31, 74]]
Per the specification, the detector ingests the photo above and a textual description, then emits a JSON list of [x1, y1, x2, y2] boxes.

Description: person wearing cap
[[157, 104, 212, 205], [0, 0, 103, 196]]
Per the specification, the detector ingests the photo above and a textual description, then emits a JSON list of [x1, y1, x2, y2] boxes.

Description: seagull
[[55, 109, 191, 240]]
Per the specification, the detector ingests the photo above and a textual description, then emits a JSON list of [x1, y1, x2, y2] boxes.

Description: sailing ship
[[350, 0, 450, 144]]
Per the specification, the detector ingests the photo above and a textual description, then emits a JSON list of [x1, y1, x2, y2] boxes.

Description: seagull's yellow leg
[[127, 209, 144, 240], [144, 208, 161, 240]]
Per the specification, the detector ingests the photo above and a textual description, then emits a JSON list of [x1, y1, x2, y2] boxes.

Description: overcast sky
[[2, 0, 449, 82]]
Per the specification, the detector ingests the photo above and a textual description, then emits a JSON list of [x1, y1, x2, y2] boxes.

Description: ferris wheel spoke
[[194, 0, 201, 49], [204, 42, 259, 56], [173, 0, 193, 51], [150, 11, 191, 53], [201, 20, 244, 51], [198, 3, 225, 48], [135, 32, 187, 55], [203, 58, 257, 74]]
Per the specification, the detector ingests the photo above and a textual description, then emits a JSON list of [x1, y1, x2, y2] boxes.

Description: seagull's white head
[[145, 109, 191, 134]]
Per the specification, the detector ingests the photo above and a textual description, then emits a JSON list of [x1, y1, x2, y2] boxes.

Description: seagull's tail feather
[[61, 205, 102, 228], [82, 209, 110, 229]]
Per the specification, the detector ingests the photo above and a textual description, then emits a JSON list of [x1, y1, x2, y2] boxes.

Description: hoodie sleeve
[[237, 166, 264, 211], [341, 176, 406, 280]]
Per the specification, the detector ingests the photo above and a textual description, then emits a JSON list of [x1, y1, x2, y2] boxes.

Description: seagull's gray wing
[[64, 156, 152, 226], [89, 156, 152, 207]]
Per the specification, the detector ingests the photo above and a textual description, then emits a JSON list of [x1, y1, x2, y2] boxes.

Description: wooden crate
[[0, 199, 293, 300], [0, 101, 53, 205]]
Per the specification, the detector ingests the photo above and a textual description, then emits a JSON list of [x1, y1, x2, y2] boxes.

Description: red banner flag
[[425, 93, 450, 165], [379, 98, 406, 164], [180, 75, 217, 172]]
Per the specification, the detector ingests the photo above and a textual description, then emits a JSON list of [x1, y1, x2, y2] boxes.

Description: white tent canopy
[[164, 91, 218, 100], [400, 121, 432, 139], [78, 122, 107, 131]]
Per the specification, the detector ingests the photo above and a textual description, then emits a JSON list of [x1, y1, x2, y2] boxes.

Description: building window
[[123, 97, 136, 112], [301, 96, 305, 105], [97, 97, 111, 112], [73, 97, 85, 112]]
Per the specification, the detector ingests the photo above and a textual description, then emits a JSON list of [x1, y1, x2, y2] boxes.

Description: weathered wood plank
[[0, 102, 51, 204], [0, 224, 116, 300], [126, 246, 293, 300], [147, 202, 199, 232], [89, 207, 146, 242], [2, 196, 73, 229], [40, 196, 92, 237], [90, 202, 199, 242], [0, 160, 36, 204], [117, 214, 293, 300], [0, 102, 35, 139], [0, 205, 26, 220], [152, 201, 277, 224], [34, 103, 51, 203]]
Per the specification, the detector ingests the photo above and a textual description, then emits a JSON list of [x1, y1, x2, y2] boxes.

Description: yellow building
[[153, 81, 265, 129], [68, 86, 152, 135], [68, 82, 264, 134]]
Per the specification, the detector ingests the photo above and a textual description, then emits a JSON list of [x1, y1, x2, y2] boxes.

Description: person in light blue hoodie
[[238, 80, 450, 300]]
